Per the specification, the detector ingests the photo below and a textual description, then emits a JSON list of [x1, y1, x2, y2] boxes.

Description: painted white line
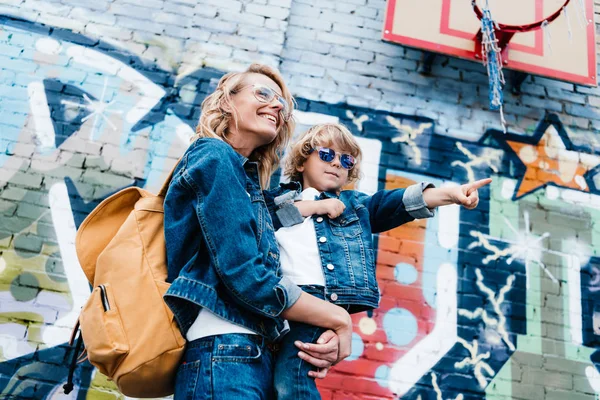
[[27, 81, 56, 153], [45, 182, 90, 345], [388, 262, 458, 396]]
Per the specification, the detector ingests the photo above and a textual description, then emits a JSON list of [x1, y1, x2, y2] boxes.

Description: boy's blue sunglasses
[[309, 147, 356, 170]]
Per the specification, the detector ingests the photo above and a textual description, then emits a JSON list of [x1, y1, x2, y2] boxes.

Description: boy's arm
[[422, 178, 492, 209], [359, 182, 436, 233]]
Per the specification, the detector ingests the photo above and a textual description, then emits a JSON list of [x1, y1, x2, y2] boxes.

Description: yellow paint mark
[[359, 316, 377, 335]]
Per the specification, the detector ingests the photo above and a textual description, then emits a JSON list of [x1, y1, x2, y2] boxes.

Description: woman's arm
[[282, 292, 352, 363]]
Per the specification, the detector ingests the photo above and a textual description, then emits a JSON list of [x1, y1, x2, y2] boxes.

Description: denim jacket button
[[316, 217, 324, 223], [330, 293, 338, 301], [319, 236, 327, 243], [326, 263, 334, 271]]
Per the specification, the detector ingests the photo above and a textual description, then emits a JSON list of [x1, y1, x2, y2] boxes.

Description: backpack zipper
[[99, 285, 110, 312]]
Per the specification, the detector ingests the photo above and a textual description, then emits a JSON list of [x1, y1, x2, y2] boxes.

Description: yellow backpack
[[69, 164, 186, 397]]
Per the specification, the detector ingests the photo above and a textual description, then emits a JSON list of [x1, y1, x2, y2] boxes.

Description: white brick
[[232, 49, 279, 67], [163, 2, 194, 14], [61, 0, 110, 11], [290, 74, 338, 91], [246, 3, 289, 20], [362, 39, 401, 57], [331, 45, 374, 62], [269, 0, 292, 7], [122, 0, 164, 8], [110, 3, 154, 20], [286, 26, 316, 40], [332, 23, 380, 40], [320, 10, 365, 26], [264, 18, 287, 30], [347, 60, 391, 79], [37, 14, 86, 31], [325, 69, 371, 86], [238, 26, 285, 44], [355, 6, 378, 18], [290, 3, 321, 17], [319, 32, 361, 47], [186, 28, 213, 43], [152, 11, 186, 26], [22, 0, 71, 16], [70, 7, 116, 26], [187, 41, 233, 58], [85, 22, 134, 41], [286, 36, 331, 54], [192, 16, 237, 33], [280, 61, 325, 77], [194, 0, 242, 12], [219, 10, 265, 26], [194, 5, 218, 18], [289, 15, 332, 31], [118, 16, 165, 34], [300, 51, 346, 70]]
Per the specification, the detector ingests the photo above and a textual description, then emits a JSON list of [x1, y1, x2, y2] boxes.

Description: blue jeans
[[274, 285, 326, 400], [174, 334, 276, 400]]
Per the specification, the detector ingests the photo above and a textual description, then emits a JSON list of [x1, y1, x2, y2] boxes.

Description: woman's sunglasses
[[239, 84, 292, 122], [309, 147, 356, 170]]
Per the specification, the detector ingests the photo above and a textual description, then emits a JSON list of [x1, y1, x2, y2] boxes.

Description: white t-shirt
[[274, 187, 325, 286]]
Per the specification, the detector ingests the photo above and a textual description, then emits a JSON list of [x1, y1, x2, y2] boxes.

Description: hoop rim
[[471, 0, 571, 33]]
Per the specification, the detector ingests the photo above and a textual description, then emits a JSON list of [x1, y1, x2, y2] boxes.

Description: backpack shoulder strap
[[158, 157, 182, 198]]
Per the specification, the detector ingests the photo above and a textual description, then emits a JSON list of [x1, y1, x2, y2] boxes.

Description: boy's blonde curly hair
[[284, 123, 362, 185]]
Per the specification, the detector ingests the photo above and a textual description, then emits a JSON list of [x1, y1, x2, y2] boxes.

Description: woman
[[163, 64, 353, 399]]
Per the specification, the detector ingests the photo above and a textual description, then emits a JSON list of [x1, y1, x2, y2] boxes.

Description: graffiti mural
[[1, 13, 600, 400]]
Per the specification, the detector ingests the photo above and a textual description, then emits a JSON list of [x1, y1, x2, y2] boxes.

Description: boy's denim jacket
[[163, 138, 302, 341], [263, 181, 435, 314]]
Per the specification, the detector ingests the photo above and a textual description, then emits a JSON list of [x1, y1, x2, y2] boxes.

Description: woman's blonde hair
[[194, 64, 295, 189], [284, 123, 362, 185]]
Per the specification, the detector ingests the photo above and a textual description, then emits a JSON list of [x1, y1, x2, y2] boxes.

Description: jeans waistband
[[187, 333, 278, 351]]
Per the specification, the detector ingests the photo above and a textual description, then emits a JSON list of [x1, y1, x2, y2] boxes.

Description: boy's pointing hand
[[453, 178, 492, 209]]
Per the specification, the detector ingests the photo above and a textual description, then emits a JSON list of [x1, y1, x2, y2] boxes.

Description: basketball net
[[476, 0, 586, 133]]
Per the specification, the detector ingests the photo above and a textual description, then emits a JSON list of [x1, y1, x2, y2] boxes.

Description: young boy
[[265, 123, 491, 400]]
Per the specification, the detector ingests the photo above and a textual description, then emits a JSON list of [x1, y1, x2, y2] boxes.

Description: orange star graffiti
[[501, 115, 600, 199]]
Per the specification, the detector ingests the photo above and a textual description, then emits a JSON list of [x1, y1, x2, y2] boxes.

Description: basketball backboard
[[383, 0, 597, 86]]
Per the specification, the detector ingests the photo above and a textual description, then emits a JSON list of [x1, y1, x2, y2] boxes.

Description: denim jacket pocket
[[329, 211, 362, 238]]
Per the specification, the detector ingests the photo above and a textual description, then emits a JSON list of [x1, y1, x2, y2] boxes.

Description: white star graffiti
[[451, 142, 501, 183], [387, 116, 432, 165], [346, 110, 369, 132], [459, 268, 516, 351], [454, 338, 495, 388], [467, 210, 558, 288], [60, 76, 123, 140]]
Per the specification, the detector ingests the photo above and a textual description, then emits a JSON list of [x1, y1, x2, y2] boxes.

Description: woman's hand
[[294, 330, 339, 378]]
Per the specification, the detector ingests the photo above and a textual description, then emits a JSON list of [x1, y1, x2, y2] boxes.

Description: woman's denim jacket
[[163, 138, 302, 341], [263, 181, 435, 314]]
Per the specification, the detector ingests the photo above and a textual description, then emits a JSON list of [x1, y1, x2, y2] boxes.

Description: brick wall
[[1, 0, 600, 399]]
